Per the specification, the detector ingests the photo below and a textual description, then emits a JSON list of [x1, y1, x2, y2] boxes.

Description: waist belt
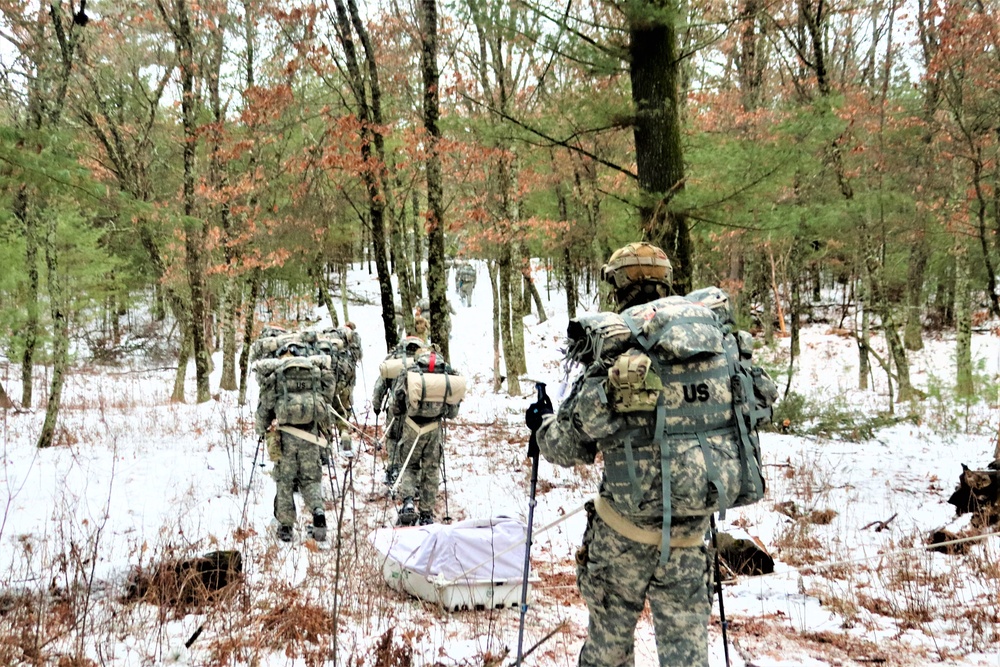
[[404, 416, 441, 436], [277, 425, 328, 447], [594, 496, 703, 549]]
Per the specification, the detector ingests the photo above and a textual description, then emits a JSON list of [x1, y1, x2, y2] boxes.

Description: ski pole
[[711, 515, 731, 667], [516, 381, 547, 666], [439, 420, 451, 523], [241, 433, 264, 525]]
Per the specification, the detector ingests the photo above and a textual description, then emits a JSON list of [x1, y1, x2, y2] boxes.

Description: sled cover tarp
[[368, 517, 528, 582]]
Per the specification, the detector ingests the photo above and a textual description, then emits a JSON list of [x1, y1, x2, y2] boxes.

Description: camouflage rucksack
[[398, 351, 466, 420], [254, 352, 337, 430], [564, 292, 775, 561]]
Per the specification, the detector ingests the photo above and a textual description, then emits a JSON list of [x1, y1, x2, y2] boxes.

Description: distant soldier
[[388, 350, 466, 526], [372, 336, 429, 487], [456, 263, 477, 307]]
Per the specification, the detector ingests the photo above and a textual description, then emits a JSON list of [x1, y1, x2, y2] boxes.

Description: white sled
[[368, 517, 537, 612]]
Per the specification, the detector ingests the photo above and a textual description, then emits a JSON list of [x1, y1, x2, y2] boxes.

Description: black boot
[[418, 511, 434, 526], [309, 512, 327, 542], [276, 525, 293, 543], [397, 498, 417, 526]]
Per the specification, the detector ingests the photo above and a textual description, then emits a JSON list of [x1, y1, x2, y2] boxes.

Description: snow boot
[[397, 498, 418, 527], [276, 525, 293, 543], [308, 512, 327, 542], [418, 511, 435, 526]]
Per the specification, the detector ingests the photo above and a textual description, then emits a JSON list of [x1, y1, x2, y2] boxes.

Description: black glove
[[525, 395, 553, 433]]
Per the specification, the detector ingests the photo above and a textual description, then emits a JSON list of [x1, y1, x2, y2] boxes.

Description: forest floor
[[1, 262, 999, 666]]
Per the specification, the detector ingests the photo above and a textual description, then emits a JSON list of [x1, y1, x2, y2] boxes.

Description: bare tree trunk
[[955, 248, 973, 398], [238, 271, 260, 406], [158, 0, 211, 403], [562, 247, 577, 320], [37, 214, 69, 449], [173, 330, 191, 403], [488, 260, 503, 393], [17, 190, 38, 408], [420, 0, 449, 360], [903, 229, 928, 351], [858, 278, 870, 391], [329, 0, 398, 352], [499, 248, 521, 395]]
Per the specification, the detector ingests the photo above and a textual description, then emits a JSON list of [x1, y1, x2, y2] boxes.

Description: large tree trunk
[[159, 0, 211, 403], [628, 0, 691, 293], [17, 189, 39, 408], [420, 0, 449, 360]]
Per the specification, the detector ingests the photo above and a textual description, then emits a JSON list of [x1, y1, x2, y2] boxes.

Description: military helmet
[[398, 336, 427, 355], [601, 242, 672, 290], [277, 341, 311, 358], [259, 325, 288, 338]]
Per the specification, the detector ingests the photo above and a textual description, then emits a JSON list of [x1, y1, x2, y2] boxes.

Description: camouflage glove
[[266, 430, 282, 463]]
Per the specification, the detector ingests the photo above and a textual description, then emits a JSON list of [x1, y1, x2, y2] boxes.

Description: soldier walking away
[[455, 262, 477, 307], [373, 336, 429, 489], [525, 242, 776, 667], [389, 350, 466, 526], [254, 339, 339, 543]]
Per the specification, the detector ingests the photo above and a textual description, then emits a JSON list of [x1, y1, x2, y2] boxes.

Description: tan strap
[[594, 496, 704, 549], [277, 425, 328, 447], [404, 416, 441, 436]]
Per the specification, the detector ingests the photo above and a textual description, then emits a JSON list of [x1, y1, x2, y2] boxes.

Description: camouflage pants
[[576, 506, 712, 667], [395, 420, 442, 512], [273, 430, 326, 528], [384, 414, 405, 468]]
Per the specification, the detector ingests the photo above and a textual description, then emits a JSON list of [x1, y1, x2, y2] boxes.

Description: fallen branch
[[861, 513, 897, 532]]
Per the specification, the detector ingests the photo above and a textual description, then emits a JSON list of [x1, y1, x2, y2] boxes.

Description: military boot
[[308, 512, 327, 542], [418, 511, 435, 526], [276, 525, 293, 543], [397, 498, 418, 526]]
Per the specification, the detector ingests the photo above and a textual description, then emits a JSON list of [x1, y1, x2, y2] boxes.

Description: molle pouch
[[276, 392, 325, 426], [608, 350, 662, 413]]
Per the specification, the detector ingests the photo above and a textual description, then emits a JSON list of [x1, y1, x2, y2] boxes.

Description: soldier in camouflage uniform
[[255, 342, 330, 543], [373, 336, 428, 487], [388, 350, 462, 526], [527, 243, 715, 667]]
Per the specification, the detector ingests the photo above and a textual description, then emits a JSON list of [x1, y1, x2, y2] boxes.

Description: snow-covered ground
[[1, 262, 999, 666]]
